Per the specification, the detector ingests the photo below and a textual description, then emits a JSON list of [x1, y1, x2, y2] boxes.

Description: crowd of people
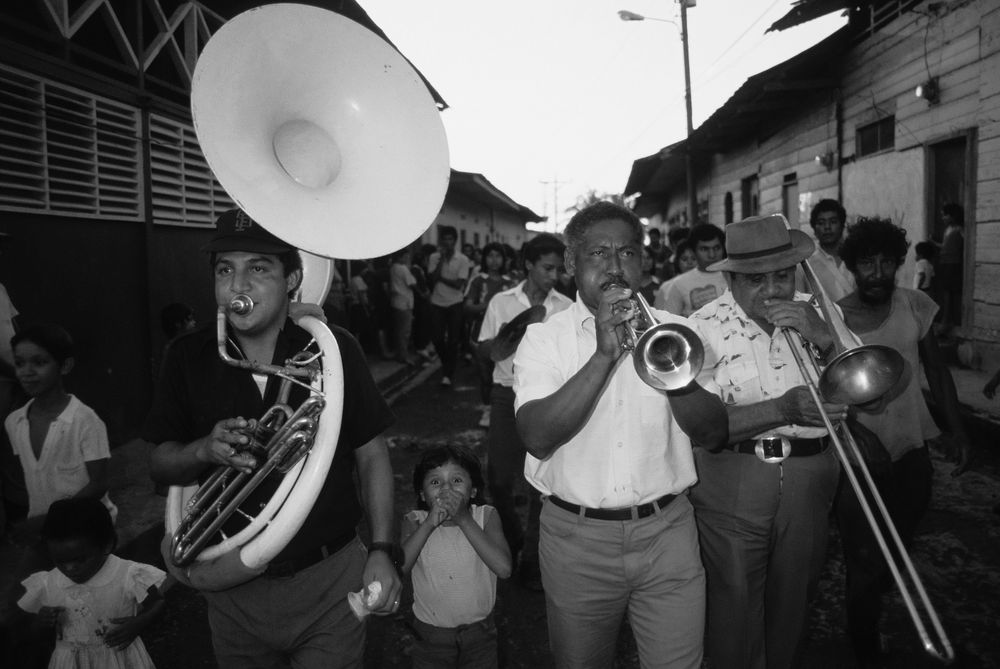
[[0, 199, 992, 669]]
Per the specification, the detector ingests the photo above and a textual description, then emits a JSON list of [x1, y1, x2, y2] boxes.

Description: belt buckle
[[755, 434, 791, 464]]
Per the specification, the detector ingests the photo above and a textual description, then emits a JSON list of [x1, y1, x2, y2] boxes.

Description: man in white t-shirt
[[654, 223, 728, 316], [796, 198, 855, 301], [427, 226, 472, 387], [477, 233, 572, 590]]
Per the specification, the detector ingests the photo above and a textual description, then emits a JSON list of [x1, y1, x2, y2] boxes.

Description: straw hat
[[708, 213, 815, 274]]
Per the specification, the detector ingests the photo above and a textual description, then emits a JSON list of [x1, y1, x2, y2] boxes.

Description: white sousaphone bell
[[164, 3, 449, 590]]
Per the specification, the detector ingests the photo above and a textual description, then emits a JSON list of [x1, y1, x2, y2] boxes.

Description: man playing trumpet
[[144, 209, 401, 669], [689, 214, 848, 669], [513, 202, 727, 669]]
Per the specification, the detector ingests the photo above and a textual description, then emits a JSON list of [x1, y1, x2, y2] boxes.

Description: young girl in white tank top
[[401, 445, 512, 669]]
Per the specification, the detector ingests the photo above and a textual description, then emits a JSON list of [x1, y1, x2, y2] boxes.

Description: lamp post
[[620, 2, 698, 225]]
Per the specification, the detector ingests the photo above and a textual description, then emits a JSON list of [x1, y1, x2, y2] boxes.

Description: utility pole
[[540, 176, 569, 232], [619, 3, 697, 225], [680, 0, 697, 225]]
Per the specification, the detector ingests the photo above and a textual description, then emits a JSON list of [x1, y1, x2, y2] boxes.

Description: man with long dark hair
[[835, 216, 971, 667]]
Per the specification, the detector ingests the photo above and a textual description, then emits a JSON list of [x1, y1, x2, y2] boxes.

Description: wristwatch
[[368, 541, 403, 574]]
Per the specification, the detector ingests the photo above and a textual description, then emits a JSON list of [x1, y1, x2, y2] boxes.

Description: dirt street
[[39, 357, 1000, 668]]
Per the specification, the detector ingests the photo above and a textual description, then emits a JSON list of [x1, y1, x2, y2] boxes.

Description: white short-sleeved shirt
[[477, 282, 572, 387], [654, 268, 729, 316], [797, 248, 855, 302], [690, 291, 828, 440], [6, 395, 114, 518], [513, 299, 698, 508], [428, 251, 472, 307], [389, 262, 417, 310]]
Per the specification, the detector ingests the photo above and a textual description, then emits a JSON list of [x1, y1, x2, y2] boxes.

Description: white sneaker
[[478, 406, 491, 428], [440, 376, 452, 387]]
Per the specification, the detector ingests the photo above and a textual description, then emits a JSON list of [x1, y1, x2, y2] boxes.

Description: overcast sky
[[361, 0, 846, 231]]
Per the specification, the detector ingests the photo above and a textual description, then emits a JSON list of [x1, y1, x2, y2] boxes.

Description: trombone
[[785, 261, 954, 663]]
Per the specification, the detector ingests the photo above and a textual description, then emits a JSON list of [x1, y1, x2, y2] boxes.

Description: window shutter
[[0, 65, 141, 219], [149, 113, 233, 228]]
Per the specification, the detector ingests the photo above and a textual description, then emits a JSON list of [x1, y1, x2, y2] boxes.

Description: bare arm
[[75, 458, 109, 500], [149, 417, 257, 485], [726, 386, 847, 444], [400, 505, 447, 574], [437, 275, 467, 291], [104, 585, 165, 650], [454, 508, 512, 579], [355, 434, 402, 613], [919, 332, 971, 474], [666, 384, 728, 450]]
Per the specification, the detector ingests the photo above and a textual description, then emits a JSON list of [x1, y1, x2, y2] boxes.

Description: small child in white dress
[[402, 445, 512, 669], [18, 498, 167, 669]]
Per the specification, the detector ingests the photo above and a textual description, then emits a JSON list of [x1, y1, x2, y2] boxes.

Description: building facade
[[626, 0, 1000, 369]]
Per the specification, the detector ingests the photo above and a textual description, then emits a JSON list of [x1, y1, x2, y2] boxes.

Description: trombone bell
[[819, 344, 904, 405]]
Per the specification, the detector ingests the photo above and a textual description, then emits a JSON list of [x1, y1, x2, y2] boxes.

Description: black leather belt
[[730, 437, 828, 457], [263, 532, 356, 578], [548, 493, 677, 521]]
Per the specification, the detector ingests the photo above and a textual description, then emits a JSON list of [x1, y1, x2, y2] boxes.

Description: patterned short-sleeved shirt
[[691, 290, 828, 440]]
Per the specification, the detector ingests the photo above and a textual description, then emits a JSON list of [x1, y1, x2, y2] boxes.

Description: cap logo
[[234, 210, 254, 232]]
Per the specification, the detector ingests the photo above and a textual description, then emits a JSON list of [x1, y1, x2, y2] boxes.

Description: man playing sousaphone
[[688, 213, 849, 669], [144, 209, 401, 668]]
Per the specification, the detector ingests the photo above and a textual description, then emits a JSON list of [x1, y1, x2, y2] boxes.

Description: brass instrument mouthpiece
[[229, 294, 255, 315]]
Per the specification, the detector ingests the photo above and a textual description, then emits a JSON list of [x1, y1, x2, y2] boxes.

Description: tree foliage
[[567, 189, 627, 214]]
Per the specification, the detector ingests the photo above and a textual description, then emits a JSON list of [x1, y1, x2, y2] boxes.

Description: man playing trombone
[[514, 202, 727, 669], [689, 214, 848, 669]]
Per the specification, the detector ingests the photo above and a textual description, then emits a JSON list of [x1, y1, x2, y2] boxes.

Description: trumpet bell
[[633, 323, 705, 391], [191, 4, 449, 259], [819, 344, 904, 405]]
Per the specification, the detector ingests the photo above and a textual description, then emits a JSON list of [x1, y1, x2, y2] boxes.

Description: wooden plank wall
[[706, 100, 839, 229], [838, 0, 999, 365], [974, 4, 1000, 357]]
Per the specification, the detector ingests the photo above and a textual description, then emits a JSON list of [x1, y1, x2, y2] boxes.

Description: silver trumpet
[[619, 293, 704, 391]]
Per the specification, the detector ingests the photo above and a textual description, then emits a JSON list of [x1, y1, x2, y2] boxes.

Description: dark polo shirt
[[143, 318, 394, 564]]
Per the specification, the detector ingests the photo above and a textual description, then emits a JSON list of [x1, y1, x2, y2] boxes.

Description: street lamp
[[620, 3, 698, 225]]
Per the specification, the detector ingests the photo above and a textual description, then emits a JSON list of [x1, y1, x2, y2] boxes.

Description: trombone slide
[[783, 332, 954, 662]]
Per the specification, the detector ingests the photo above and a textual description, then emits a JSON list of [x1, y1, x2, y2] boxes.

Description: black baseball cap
[[202, 208, 294, 254]]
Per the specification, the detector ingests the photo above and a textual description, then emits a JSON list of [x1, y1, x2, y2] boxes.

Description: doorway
[[926, 131, 975, 328]]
